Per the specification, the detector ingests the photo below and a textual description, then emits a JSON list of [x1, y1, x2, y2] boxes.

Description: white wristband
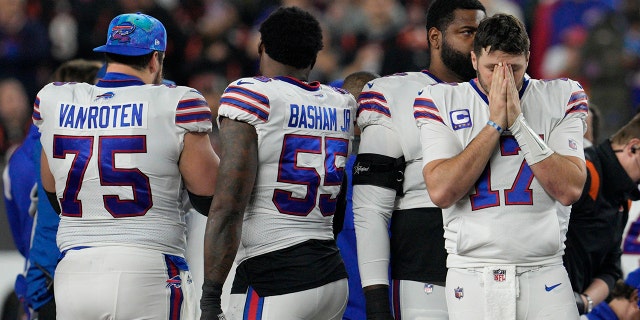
[[509, 113, 554, 165]]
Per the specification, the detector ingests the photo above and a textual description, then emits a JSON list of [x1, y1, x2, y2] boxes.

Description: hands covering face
[[488, 62, 522, 130]]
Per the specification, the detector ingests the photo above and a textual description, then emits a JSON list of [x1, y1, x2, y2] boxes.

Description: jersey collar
[[470, 77, 530, 105], [97, 72, 146, 88], [421, 70, 445, 83], [274, 76, 321, 92]]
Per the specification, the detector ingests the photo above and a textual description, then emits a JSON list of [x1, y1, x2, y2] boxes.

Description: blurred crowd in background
[[0, 0, 639, 159]]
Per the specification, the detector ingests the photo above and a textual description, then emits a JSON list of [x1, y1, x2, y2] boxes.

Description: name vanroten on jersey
[[57, 101, 147, 130]]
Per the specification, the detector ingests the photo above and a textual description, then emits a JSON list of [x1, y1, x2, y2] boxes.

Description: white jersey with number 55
[[218, 76, 356, 263]]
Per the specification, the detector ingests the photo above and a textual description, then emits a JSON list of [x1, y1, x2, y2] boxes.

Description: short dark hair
[[426, 0, 485, 33], [611, 279, 636, 300], [342, 71, 380, 98], [611, 112, 640, 145], [473, 14, 530, 56], [259, 6, 323, 69], [105, 51, 164, 71], [51, 59, 103, 83]]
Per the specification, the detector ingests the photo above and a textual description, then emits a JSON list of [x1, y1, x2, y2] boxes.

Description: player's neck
[[428, 63, 465, 83], [260, 55, 311, 81], [607, 298, 629, 318], [262, 66, 310, 82], [105, 63, 154, 84]]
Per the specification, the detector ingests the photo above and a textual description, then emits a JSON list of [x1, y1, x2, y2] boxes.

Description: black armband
[[352, 154, 405, 194], [45, 190, 61, 214], [188, 190, 213, 216], [201, 279, 225, 318], [364, 286, 393, 319]]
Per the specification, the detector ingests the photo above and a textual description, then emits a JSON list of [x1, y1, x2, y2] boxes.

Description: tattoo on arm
[[203, 117, 258, 285]]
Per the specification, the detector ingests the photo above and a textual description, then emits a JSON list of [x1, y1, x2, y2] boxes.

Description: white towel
[[483, 265, 517, 320]]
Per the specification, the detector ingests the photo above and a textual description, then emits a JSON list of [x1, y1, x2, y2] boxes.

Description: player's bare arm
[[179, 131, 219, 197], [423, 127, 499, 209], [528, 153, 586, 205], [203, 117, 258, 285], [40, 149, 55, 193], [201, 117, 257, 319], [423, 65, 506, 208]]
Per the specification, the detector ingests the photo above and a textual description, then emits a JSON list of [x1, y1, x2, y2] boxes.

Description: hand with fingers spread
[[505, 64, 523, 129], [488, 62, 508, 130]]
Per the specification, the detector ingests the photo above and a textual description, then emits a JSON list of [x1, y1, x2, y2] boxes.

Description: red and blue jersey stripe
[[357, 91, 390, 117], [566, 90, 588, 115], [220, 86, 270, 122], [413, 98, 444, 124], [175, 98, 211, 124], [32, 96, 42, 121]]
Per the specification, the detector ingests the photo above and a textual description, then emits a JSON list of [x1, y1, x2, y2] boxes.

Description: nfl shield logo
[[494, 269, 506, 282], [454, 287, 464, 299], [424, 283, 434, 294]]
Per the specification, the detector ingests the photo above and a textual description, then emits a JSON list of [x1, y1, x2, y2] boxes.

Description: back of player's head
[[51, 59, 103, 83], [473, 13, 529, 56], [426, 0, 485, 33], [611, 112, 640, 145], [259, 6, 323, 69], [342, 71, 380, 98], [94, 12, 167, 71]]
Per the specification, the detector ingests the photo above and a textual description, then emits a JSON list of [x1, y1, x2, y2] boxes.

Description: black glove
[[364, 286, 394, 320], [200, 279, 226, 320]]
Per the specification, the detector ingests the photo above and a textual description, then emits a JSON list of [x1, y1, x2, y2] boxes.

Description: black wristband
[[364, 286, 393, 319], [201, 279, 224, 317], [574, 291, 586, 315]]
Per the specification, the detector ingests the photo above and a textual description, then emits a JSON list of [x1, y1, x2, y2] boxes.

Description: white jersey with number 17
[[414, 77, 587, 268]]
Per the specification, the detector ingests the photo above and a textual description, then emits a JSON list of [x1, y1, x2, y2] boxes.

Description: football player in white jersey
[[415, 14, 587, 320], [200, 7, 356, 320], [34, 13, 219, 319], [352, 0, 485, 319]]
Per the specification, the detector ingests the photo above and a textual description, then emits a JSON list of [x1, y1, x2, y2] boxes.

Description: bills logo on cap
[[93, 12, 167, 56], [450, 109, 472, 130], [454, 287, 464, 299], [111, 23, 136, 43], [494, 269, 506, 282]]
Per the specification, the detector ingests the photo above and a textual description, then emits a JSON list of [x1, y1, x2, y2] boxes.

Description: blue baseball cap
[[626, 268, 640, 289], [94, 12, 166, 56], [625, 268, 640, 307]]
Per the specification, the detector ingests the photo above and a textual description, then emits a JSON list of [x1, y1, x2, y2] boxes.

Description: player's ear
[[258, 42, 264, 56], [427, 27, 441, 50], [471, 51, 478, 70], [149, 51, 160, 74], [629, 138, 640, 153]]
